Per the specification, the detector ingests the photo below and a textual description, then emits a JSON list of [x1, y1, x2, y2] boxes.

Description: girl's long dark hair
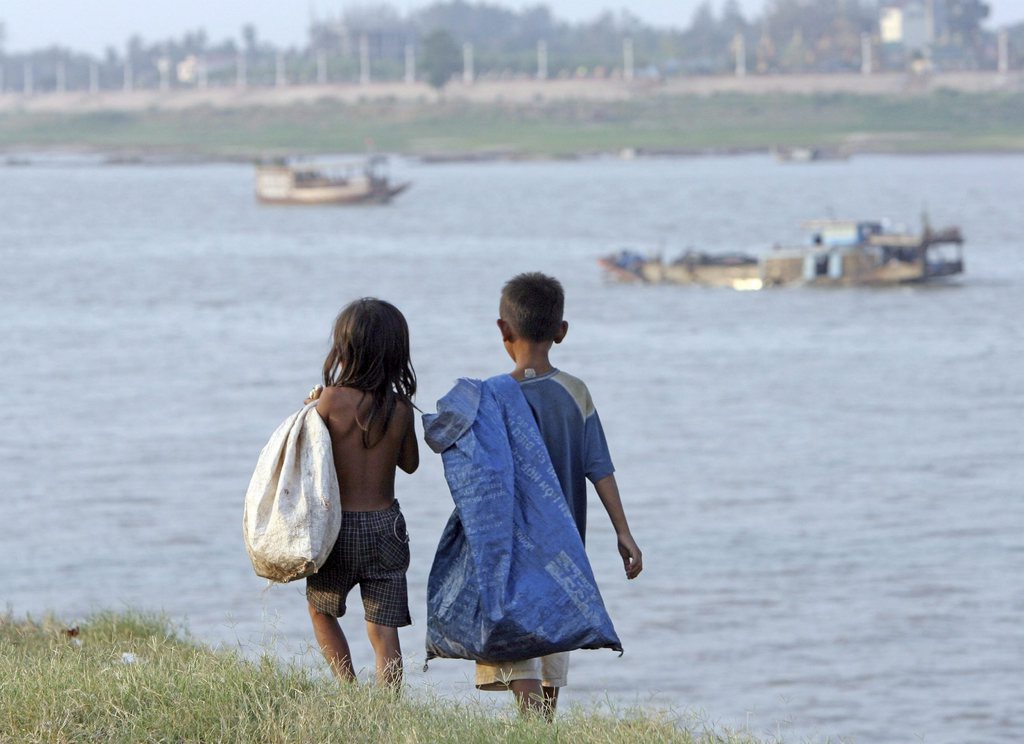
[[322, 298, 416, 448]]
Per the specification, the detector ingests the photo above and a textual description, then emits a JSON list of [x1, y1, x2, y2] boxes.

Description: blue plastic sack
[[422, 374, 622, 662]]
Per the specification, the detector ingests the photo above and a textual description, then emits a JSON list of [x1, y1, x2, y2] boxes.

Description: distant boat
[[599, 249, 762, 290], [599, 218, 965, 290], [773, 146, 850, 163], [255, 156, 410, 205]]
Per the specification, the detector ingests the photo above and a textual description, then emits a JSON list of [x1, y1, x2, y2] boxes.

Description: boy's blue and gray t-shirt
[[518, 368, 614, 543]]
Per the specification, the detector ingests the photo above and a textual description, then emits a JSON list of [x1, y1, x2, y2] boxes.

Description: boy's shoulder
[[521, 368, 595, 419]]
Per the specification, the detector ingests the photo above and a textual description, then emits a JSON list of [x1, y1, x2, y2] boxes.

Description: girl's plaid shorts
[[306, 500, 412, 627]]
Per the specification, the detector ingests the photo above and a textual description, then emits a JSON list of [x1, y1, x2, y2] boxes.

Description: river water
[[1, 154, 1021, 743]]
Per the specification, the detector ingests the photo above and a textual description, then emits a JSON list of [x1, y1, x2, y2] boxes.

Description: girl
[[305, 298, 419, 688]]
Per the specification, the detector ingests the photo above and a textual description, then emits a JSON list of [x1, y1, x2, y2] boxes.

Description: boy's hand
[[593, 474, 643, 580], [617, 532, 643, 579], [304, 385, 324, 405]]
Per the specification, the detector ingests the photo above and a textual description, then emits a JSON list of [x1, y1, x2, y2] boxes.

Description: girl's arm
[[397, 403, 419, 474]]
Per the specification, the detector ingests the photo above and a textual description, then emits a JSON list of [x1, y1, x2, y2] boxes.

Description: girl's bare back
[[316, 386, 418, 512]]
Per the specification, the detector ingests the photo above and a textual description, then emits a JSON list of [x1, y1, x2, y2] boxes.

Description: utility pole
[[89, 61, 99, 93], [56, 59, 67, 92], [124, 57, 133, 92], [160, 44, 171, 91], [359, 33, 370, 85], [23, 61, 33, 95], [158, 57, 170, 92], [998, 28, 1010, 74], [404, 42, 415, 84], [198, 55, 208, 89], [236, 52, 247, 89], [537, 39, 548, 80], [861, 32, 873, 75], [317, 49, 327, 85], [623, 37, 634, 82], [275, 50, 285, 87], [734, 33, 746, 77], [463, 42, 474, 84]]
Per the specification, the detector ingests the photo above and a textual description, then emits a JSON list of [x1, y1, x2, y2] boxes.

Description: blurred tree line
[[0, 0, 1011, 93], [310, 0, 1002, 78]]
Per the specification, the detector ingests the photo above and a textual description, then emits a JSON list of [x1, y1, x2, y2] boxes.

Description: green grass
[[0, 611, 760, 743], [1, 91, 1023, 158]]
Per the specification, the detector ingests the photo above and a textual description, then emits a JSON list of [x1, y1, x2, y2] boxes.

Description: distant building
[[880, 6, 904, 44], [930, 1, 951, 43], [880, 1, 938, 53], [878, 0, 972, 69], [309, 18, 409, 64], [177, 56, 199, 84]]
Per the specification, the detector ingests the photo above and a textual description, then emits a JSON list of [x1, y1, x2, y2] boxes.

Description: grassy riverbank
[[1, 91, 1022, 159], [0, 612, 759, 743]]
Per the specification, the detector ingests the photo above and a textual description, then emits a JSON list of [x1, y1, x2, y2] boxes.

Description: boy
[[475, 272, 643, 717]]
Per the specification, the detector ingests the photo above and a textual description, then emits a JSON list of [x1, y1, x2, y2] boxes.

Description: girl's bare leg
[[366, 621, 403, 688], [308, 602, 355, 681]]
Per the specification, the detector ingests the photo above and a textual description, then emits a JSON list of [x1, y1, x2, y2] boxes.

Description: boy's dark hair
[[500, 272, 565, 342]]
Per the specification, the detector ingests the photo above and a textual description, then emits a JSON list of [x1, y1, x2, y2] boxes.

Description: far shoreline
[[2, 76, 1023, 160], [3, 80, 1024, 162], [3, 142, 1024, 167]]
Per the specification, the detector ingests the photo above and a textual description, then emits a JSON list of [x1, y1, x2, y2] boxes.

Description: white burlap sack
[[243, 402, 342, 583]]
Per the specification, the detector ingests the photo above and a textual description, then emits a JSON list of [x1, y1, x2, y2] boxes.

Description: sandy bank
[[1, 72, 1021, 115]]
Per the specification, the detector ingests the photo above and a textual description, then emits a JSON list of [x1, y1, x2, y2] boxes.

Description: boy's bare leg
[[542, 686, 560, 720], [308, 603, 355, 681], [510, 679, 546, 716], [366, 621, 403, 689]]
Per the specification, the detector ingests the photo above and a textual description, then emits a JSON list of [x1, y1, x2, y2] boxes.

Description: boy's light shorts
[[475, 652, 570, 690]]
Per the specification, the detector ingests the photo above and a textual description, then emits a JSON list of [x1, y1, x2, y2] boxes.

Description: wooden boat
[[255, 156, 409, 205], [599, 249, 762, 290], [772, 146, 850, 163], [762, 219, 964, 287], [599, 219, 964, 290]]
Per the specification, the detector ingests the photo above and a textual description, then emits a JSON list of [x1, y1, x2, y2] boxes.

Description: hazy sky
[[3, 0, 1024, 54]]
